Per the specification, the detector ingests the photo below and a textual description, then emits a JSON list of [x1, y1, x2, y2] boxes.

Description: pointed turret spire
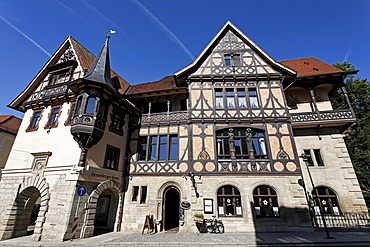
[[83, 35, 115, 90]]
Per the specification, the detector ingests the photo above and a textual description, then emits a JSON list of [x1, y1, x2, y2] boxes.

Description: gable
[[191, 30, 279, 77], [175, 21, 296, 81], [9, 37, 130, 111]]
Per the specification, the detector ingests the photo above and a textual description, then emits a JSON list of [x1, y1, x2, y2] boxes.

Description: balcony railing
[[142, 111, 188, 123], [27, 84, 71, 103], [291, 109, 354, 124]]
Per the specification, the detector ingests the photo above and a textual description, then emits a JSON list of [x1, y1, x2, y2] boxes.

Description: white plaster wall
[[4, 102, 80, 170]]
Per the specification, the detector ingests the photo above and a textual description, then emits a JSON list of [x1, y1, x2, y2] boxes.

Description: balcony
[[290, 109, 355, 126], [26, 84, 72, 104], [142, 111, 188, 123]]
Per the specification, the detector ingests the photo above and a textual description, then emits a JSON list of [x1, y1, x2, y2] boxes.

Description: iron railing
[[312, 212, 370, 228]]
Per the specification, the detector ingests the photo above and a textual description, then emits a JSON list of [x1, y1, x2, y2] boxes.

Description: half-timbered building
[[0, 21, 366, 241]]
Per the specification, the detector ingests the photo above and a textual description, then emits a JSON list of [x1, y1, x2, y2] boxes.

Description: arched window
[[253, 185, 279, 217], [312, 186, 340, 215], [217, 185, 242, 216], [85, 97, 96, 114], [216, 128, 267, 160]]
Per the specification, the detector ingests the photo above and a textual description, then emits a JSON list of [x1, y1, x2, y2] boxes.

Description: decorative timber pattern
[[192, 30, 278, 76]]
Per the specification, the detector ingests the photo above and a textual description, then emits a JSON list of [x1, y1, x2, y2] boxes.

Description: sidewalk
[[0, 231, 369, 246]]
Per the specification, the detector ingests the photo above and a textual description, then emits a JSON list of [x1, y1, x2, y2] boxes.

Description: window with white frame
[[139, 134, 178, 161], [214, 88, 259, 109]]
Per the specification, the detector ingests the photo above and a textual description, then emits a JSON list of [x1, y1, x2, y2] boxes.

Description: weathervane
[[106, 30, 116, 39]]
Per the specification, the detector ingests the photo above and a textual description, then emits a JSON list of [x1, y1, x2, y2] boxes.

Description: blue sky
[[0, 0, 369, 118]]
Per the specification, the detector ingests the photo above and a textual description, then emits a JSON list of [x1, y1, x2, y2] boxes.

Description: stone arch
[[81, 180, 122, 238], [1, 176, 50, 241], [157, 181, 185, 199]]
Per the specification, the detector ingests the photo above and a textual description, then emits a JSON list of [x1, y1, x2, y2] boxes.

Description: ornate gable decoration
[[175, 21, 296, 80], [191, 30, 278, 77], [57, 47, 76, 64]]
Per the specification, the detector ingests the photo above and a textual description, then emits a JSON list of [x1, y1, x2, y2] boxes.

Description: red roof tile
[[0, 115, 21, 135], [126, 76, 178, 94], [279, 57, 343, 77], [70, 37, 130, 93]]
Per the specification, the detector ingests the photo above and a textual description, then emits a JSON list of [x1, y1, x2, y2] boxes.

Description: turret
[[68, 34, 119, 167]]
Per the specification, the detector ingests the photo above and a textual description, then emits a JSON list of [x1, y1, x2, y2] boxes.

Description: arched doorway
[[93, 188, 119, 236], [11, 187, 41, 238], [163, 186, 180, 232]]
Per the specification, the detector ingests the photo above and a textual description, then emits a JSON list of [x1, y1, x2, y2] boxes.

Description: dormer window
[[224, 54, 241, 66], [49, 69, 71, 86], [46, 60, 77, 87]]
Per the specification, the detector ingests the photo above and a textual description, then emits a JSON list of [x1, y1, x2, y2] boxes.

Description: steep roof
[[9, 36, 130, 111], [126, 76, 179, 95], [174, 21, 296, 79], [70, 37, 129, 93], [279, 57, 344, 77], [0, 115, 21, 135]]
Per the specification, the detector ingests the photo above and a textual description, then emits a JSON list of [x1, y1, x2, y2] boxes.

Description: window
[[131, 186, 148, 204], [46, 107, 60, 128], [65, 103, 75, 125], [249, 89, 259, 108], [253, 185, 279, 217], [140, 186, 147, 204], [314, 149, 324, 166], [217, 185, 242, 216], [312, 186, 340, 215], [85, 97, 96, 114], [214, 88, 259, 109], [226, 90, 235, 108], [28, 110, 42, 131], [139, 134, 178, 161], [49, 69, 72, 86], [217, 128, 267, 160], [224, 54, 241, 66], [303, 150, 313, 166], [109, 109, 125, 135], [132, 186, 139, 201], [303, 149, 324, 166], [111, 113, 123, 131], [215, 90, 224, 109], [104, 145, 120, 170]]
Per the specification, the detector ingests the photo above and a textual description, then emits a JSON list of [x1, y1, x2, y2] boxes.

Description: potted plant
[[194, 213, 204, 223]]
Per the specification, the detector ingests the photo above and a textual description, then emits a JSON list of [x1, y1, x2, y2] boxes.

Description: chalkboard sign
[[181, 201, 191, 210]]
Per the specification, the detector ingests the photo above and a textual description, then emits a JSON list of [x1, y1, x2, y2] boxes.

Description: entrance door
[[163, 186, 180, 231], [94, 195, 111, 227]]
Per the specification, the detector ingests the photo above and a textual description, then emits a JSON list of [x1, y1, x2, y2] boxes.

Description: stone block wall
[[294, 132, 367, 213]]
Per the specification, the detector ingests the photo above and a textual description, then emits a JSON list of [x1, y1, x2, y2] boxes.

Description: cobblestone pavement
[[0, 231, 370, 247]]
